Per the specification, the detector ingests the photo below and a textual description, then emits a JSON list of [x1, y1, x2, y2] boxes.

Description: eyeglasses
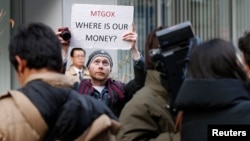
[[73, 55, 85, 59]]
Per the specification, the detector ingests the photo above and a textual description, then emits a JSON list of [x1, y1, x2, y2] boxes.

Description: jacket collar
[[145, 70, 169, 99], [24, 72, 74, 88], [68, 65, 90, 76]]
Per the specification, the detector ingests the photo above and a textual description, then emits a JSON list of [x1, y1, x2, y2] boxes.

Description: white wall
[[23, 0, 63, 32], [0, 0, 11, 94]]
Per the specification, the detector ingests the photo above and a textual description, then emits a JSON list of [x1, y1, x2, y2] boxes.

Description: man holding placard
[[60, 4, 146, 117], [75, 23, 146, 117]]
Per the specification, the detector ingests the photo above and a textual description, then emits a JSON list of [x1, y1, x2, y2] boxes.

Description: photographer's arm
[[56, 31, 70, 73]]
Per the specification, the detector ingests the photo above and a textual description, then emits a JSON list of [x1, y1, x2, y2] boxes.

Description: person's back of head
[[144, 26, 166, 70], [188, 38, 248, 82], [238, 31, 250, 67], [9, 22, 63, 72]]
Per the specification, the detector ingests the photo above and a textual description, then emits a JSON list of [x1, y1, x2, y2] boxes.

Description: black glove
[[45, 90, 117, 141]]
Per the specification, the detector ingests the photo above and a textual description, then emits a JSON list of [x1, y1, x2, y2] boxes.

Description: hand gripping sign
[[70, 4, 134, 50]]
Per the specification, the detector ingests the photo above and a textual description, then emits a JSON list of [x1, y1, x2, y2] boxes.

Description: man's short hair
[[70, 47, 86, 57], [8, 23, 63, 72]]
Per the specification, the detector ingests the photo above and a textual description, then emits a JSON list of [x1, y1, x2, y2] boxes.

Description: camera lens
[[61, 30, 71, 41]]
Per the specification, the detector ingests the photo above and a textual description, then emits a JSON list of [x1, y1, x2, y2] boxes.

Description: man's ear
[[15, 55, 26, 75]]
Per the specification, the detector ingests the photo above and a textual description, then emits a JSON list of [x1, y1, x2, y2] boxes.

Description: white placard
[[70, 4, 134, 50]]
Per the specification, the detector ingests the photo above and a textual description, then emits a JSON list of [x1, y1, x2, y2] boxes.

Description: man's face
[[88, 56, 111, 81], [71, 50, 85, 68]]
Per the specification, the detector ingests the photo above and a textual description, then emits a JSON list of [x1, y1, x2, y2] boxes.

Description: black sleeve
[[123, 56, 147, 102]]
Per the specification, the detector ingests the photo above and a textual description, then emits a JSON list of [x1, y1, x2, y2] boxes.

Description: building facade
[[0, 0, 249, 92]]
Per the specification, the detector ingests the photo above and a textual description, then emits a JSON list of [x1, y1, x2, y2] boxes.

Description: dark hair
[[70, 47, 86, 57], [144, 26, 166, 69], [8, 23, 63, 72], [238, 31, 250, 66], [187, 38, 248, 82]]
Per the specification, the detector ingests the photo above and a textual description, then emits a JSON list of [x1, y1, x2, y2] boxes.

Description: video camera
[[150, 21, 199, 115]]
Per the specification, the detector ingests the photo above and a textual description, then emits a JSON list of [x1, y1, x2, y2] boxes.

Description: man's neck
[[21, 68, 56, 87], [61, 44, 69, 59]]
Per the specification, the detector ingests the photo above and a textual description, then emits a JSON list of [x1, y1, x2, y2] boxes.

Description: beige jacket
[[76, 114, 121, 141], [0, 90, 48, 141], [65, 65, 90, 83]]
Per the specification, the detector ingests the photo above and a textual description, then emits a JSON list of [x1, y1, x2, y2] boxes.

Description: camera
[[156, 21, 194, 50], [150, 21, 198, 115], [58, 27, 71, 41]]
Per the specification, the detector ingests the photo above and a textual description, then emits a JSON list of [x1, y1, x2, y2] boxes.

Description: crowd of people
[[1, 21, 250, 141]]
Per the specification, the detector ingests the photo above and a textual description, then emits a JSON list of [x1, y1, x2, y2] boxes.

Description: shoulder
[[108, 78, 122, 84], [0, 92, 10, 99], [126, 87, 163, 109], [83, 69, 91, 79], [108, 78, 124, 87], [65, 65, 76, 75], [78, 79, 92, 88]]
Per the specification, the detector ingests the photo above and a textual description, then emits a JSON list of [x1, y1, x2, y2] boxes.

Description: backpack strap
[[8, 90, 48, 138]]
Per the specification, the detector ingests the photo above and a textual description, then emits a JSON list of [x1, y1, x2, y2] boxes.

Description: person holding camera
[[116, 26, 181, 141], [0, 22, 118, 141], [57, 27, 71, 73]]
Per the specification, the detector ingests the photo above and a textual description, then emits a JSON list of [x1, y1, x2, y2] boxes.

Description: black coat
[[175, 79, 250, 141], [19, 73, 116, 141]]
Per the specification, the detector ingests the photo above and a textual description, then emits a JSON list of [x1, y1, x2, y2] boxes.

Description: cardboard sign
[[70, 4, 134, 50]]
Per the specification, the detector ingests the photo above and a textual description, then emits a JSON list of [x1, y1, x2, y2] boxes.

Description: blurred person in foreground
[[0, 22, 118, 141], [116, 26, 181, 141], [238, 30, 250, 77], [76, 24, 146, 117], [174, 38, 250, 141]]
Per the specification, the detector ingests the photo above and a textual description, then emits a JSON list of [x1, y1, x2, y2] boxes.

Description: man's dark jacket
[[19, 73, 116, 141]]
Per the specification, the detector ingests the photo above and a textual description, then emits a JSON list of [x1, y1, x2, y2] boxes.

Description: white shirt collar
[[73, 66, 82, 74]]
